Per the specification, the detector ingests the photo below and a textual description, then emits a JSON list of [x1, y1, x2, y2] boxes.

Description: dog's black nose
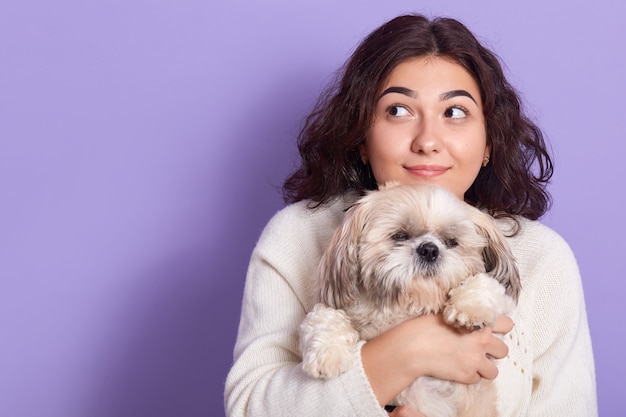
[[417, 242, 439, 263]]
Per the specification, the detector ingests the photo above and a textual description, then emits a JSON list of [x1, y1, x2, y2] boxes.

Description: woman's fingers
[[462, 325, 508, 381], [492, 315, 514, 334]]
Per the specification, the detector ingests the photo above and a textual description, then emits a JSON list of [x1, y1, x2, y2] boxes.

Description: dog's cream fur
[[299, 183, 520, 417]]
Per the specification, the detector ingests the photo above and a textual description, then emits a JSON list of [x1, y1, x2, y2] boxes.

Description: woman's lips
[[405, 165, 449, 178]]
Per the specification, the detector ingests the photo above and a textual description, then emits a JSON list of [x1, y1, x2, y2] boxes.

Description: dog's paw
[[444, 274, 515, 331], [299, 304, 360, 379], [444, 302, 491, 331]]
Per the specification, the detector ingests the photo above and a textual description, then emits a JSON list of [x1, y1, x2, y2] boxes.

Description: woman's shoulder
[[497, 216, 579, 279], [254, 193, 358, 254], [501, 217, 573, 254], [248, 194, 360, 310]]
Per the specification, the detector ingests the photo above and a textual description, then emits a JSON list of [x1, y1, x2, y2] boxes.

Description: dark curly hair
[[282, 14, 553, 222]]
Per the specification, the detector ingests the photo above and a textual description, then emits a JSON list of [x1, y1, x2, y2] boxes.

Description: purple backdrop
[[1, 1, 624, 416]]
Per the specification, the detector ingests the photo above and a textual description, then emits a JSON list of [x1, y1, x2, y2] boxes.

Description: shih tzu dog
[[299, 183, 520, 417]]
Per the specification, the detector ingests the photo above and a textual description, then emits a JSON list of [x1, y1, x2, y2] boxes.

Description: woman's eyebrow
[[378, 86, 417, 100], [379, 87, 477, 105], [440, 89, 477, 104]]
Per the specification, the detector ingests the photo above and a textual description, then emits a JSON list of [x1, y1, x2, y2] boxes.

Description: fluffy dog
[[299, 183, 520, 417]]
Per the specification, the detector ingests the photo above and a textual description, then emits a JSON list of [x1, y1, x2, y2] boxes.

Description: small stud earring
[[482, 156, 490, 167]]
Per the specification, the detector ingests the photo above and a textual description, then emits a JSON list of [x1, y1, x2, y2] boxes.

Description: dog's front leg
[[443, 273, 515, 331], [299, 303, 360, 379]]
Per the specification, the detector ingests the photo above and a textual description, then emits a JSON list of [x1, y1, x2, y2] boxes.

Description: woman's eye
[[387, 105, 410, 117], [444, 106, 468, 119]]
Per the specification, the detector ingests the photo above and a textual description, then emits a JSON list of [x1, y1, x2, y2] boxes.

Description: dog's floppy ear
[[467, 206, 521, 303], [318, 201, 368, 309]]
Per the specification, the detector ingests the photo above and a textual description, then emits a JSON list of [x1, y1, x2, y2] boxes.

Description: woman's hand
[[361, 313, 513, 407], [416, 314, 513, 383]]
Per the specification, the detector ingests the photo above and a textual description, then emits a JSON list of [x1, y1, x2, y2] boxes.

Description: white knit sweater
[[225, 194, 597, 416]]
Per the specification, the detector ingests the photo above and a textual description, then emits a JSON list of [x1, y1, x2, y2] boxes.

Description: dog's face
[[319, 184, 519, 310]]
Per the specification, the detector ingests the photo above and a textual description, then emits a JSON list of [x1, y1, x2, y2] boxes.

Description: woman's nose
[[410, 116, 441, 154]]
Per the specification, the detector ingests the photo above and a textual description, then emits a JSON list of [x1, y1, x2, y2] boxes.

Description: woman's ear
[[358, 143, 368, 164]]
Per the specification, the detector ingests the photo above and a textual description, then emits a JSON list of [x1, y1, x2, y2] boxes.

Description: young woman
[[225, 14, 597, 416]]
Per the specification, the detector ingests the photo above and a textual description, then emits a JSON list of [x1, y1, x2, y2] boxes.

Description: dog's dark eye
[[391, 231, 410, 242], [444, 238, 458, 248]]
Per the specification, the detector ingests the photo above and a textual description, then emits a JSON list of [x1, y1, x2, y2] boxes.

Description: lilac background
[[1, 1, 624, 416]]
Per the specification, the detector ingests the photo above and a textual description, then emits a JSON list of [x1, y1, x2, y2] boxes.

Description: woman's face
[[360, 56, 489, 200]]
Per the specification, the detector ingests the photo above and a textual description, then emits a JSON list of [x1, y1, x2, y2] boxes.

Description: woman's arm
[[362, 314, 513, 407], [526, 231, 597, 416], [225, 205, 388, 417], [225, 253, 388, 416]]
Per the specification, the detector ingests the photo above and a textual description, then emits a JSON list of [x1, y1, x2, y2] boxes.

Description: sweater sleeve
[[520, 223, 598, 416], [224, 201, 387, 417]]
